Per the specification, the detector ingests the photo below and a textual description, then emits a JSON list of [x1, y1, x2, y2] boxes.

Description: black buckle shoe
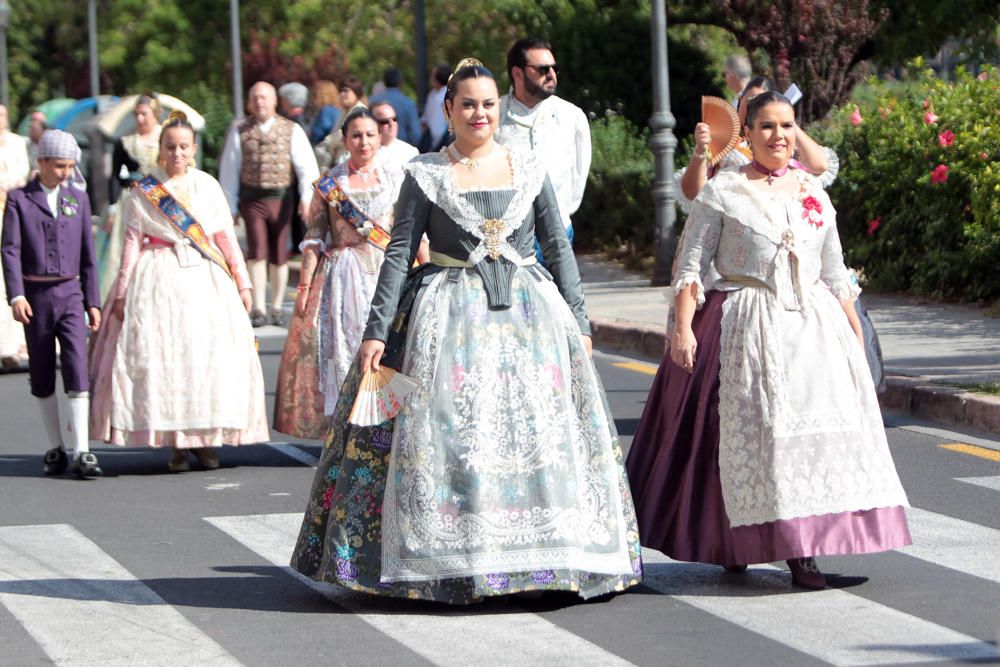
[[71, 452, 103, 479], [249, 309, 268, 328], [270, 309, 285, 327], [43, 448, 68, 475]]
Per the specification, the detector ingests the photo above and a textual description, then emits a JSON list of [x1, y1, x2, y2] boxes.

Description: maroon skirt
[[625, 290, 910, 565]]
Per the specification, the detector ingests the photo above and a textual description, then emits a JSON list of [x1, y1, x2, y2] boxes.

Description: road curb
[[589, 317, 1000, 437]]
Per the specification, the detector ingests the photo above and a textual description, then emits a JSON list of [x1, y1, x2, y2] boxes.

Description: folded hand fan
[[348, 367, 419, 427], [701, 96, 742, 166]]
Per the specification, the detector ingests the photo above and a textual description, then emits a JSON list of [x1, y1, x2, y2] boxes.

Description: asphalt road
[[0, 335, 998, 667]]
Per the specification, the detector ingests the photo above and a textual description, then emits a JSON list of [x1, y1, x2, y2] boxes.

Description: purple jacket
[[1, 178, 100, 310]]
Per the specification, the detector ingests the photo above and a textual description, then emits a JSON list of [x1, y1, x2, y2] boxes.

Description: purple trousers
[[23, 279, 89, 397]]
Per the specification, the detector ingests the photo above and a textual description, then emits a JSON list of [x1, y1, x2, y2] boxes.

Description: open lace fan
[[348, 367, 419, 427], [701, 96, 741, 166]]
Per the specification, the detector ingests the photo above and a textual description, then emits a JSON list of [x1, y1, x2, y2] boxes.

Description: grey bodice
[[363, 172, 590, 341]]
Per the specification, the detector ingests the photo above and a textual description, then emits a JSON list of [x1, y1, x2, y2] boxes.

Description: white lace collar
[[327, 161, 399, 221], [403, 146, 545, 265], [698, 168, 827, 245]]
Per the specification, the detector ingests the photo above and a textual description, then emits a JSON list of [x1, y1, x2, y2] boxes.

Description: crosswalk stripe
[[901, 507, 1000, 585], [206, 512, 635, 667], [640, 548, 1000, 666], [0, 524, 241, 666], [955, 476, 1000, 492]]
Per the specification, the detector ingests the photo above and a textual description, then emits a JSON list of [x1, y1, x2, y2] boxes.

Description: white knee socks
[[269, 263, 289, 312], [248, 259, 267, 313], [65, 391, 90, 458], [37, 394, 65, 452]]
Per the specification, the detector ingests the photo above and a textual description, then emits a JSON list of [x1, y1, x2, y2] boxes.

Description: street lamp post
[[230, 0, 244, 119], [649, 0, 678, 286], [0, 0, 10, 108], [88, 0, 98, 97], [414, 0, 428, 108]]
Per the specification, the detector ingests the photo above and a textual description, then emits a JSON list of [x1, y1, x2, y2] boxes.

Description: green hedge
[[813, 61, 1000, 301], [573, 115, 656, 262]]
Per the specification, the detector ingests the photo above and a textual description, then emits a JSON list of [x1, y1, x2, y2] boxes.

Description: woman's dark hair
[[744, 90, 792, 128], [338, 76, 365, 101], [741, 76, 776, 97], [340, 106, 377, 136], [444, 60, 496, 104]]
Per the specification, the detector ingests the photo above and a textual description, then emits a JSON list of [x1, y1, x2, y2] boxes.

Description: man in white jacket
[[496, 38, 591, 250]]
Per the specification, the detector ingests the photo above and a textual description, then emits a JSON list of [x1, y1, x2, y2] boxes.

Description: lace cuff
[[829, 276, 861, 301], [672, 274, 706, 309], [675, 167, 695, 214], [816, 147, 840, 189], [299, 238, 327, 253]]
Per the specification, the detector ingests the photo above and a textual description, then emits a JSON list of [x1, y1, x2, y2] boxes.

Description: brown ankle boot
[[168, 448, 190, 473], [191, 447, 220, 470]]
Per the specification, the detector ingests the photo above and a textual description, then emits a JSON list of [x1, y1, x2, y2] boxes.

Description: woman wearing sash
[[98, 94, 162, 300], [289, 60, 641, 603], [274, 106, 401, 439], [624, 92, 910, 589], [89, 112, 268, 472]]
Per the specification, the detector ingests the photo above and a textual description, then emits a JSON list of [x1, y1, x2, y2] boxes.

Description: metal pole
[[230, 0, 244, 119], [0, 31, 7, 108], [88, 0, 99, 97], [649, 0, 678, 286], [414, 0, 428, 108]]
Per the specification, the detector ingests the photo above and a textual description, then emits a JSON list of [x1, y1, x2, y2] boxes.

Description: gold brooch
[[481, 218, 505, 260]]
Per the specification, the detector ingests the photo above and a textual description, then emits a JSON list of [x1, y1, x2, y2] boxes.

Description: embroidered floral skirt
[[273, 254, 330, 440], [290, 267, 642, 603], [625, 290, 911, 565]]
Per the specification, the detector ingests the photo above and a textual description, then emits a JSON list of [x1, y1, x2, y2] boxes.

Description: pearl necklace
[[349, 160, 377, 183], [447, 143, 503, 170]]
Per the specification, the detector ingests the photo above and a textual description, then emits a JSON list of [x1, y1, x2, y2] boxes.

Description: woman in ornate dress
[[0, 110, 30, 369], [625, 91, 910, 589], [274, 107, 400, 439], [98, 95, 162, 299], [89, 112, 268, 472], [289, 60, 642, 603]]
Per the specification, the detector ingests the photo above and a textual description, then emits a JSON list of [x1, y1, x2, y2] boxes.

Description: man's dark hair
[[432, 64, 451, 87], [506, 38, 553, 86], [383, 68, 402, 88]]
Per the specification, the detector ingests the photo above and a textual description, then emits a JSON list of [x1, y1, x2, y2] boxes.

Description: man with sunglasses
[[496, 37, 592, 252], [371, 101, 418, 183]]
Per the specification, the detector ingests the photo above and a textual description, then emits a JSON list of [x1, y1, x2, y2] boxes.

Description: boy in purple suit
[[1, 130, 103, 478]]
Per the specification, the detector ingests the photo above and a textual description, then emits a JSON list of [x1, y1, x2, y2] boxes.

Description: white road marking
[[892, 423, 1000, 452], [266, 442, 320, 467], [207, 512, 635, 667], [955, 476, 1000, 492], [901, 507, 1000, 585], [0, 524, 241, 666], [641, 548, 999, 666]]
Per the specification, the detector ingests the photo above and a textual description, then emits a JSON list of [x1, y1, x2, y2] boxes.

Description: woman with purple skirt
[[625, 91, 911, 589]]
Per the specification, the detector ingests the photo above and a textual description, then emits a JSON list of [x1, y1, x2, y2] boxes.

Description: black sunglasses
[[525, 63, 559, 76], [377, 117, 398, 126]]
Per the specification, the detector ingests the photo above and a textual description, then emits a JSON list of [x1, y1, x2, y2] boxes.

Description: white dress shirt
[[377, 139, 419, 183], [421, 86, 448, 147], [495, 92, 592, 229], [218, 116, 319, 215]]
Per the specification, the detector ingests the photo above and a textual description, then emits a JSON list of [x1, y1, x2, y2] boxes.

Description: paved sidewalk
[[580, 254, 1000, 435]]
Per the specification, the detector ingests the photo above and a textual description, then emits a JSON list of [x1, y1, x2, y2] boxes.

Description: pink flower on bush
[[930, 164, 949, 184], [981, 152, 989, 160], [850, 108, 863, 126], [922, 97, 931, 110], [867, 217, 881, 236], [978, 71, 989, 81], [938, 130, 955, 147], [924, 111, 939, 125]]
